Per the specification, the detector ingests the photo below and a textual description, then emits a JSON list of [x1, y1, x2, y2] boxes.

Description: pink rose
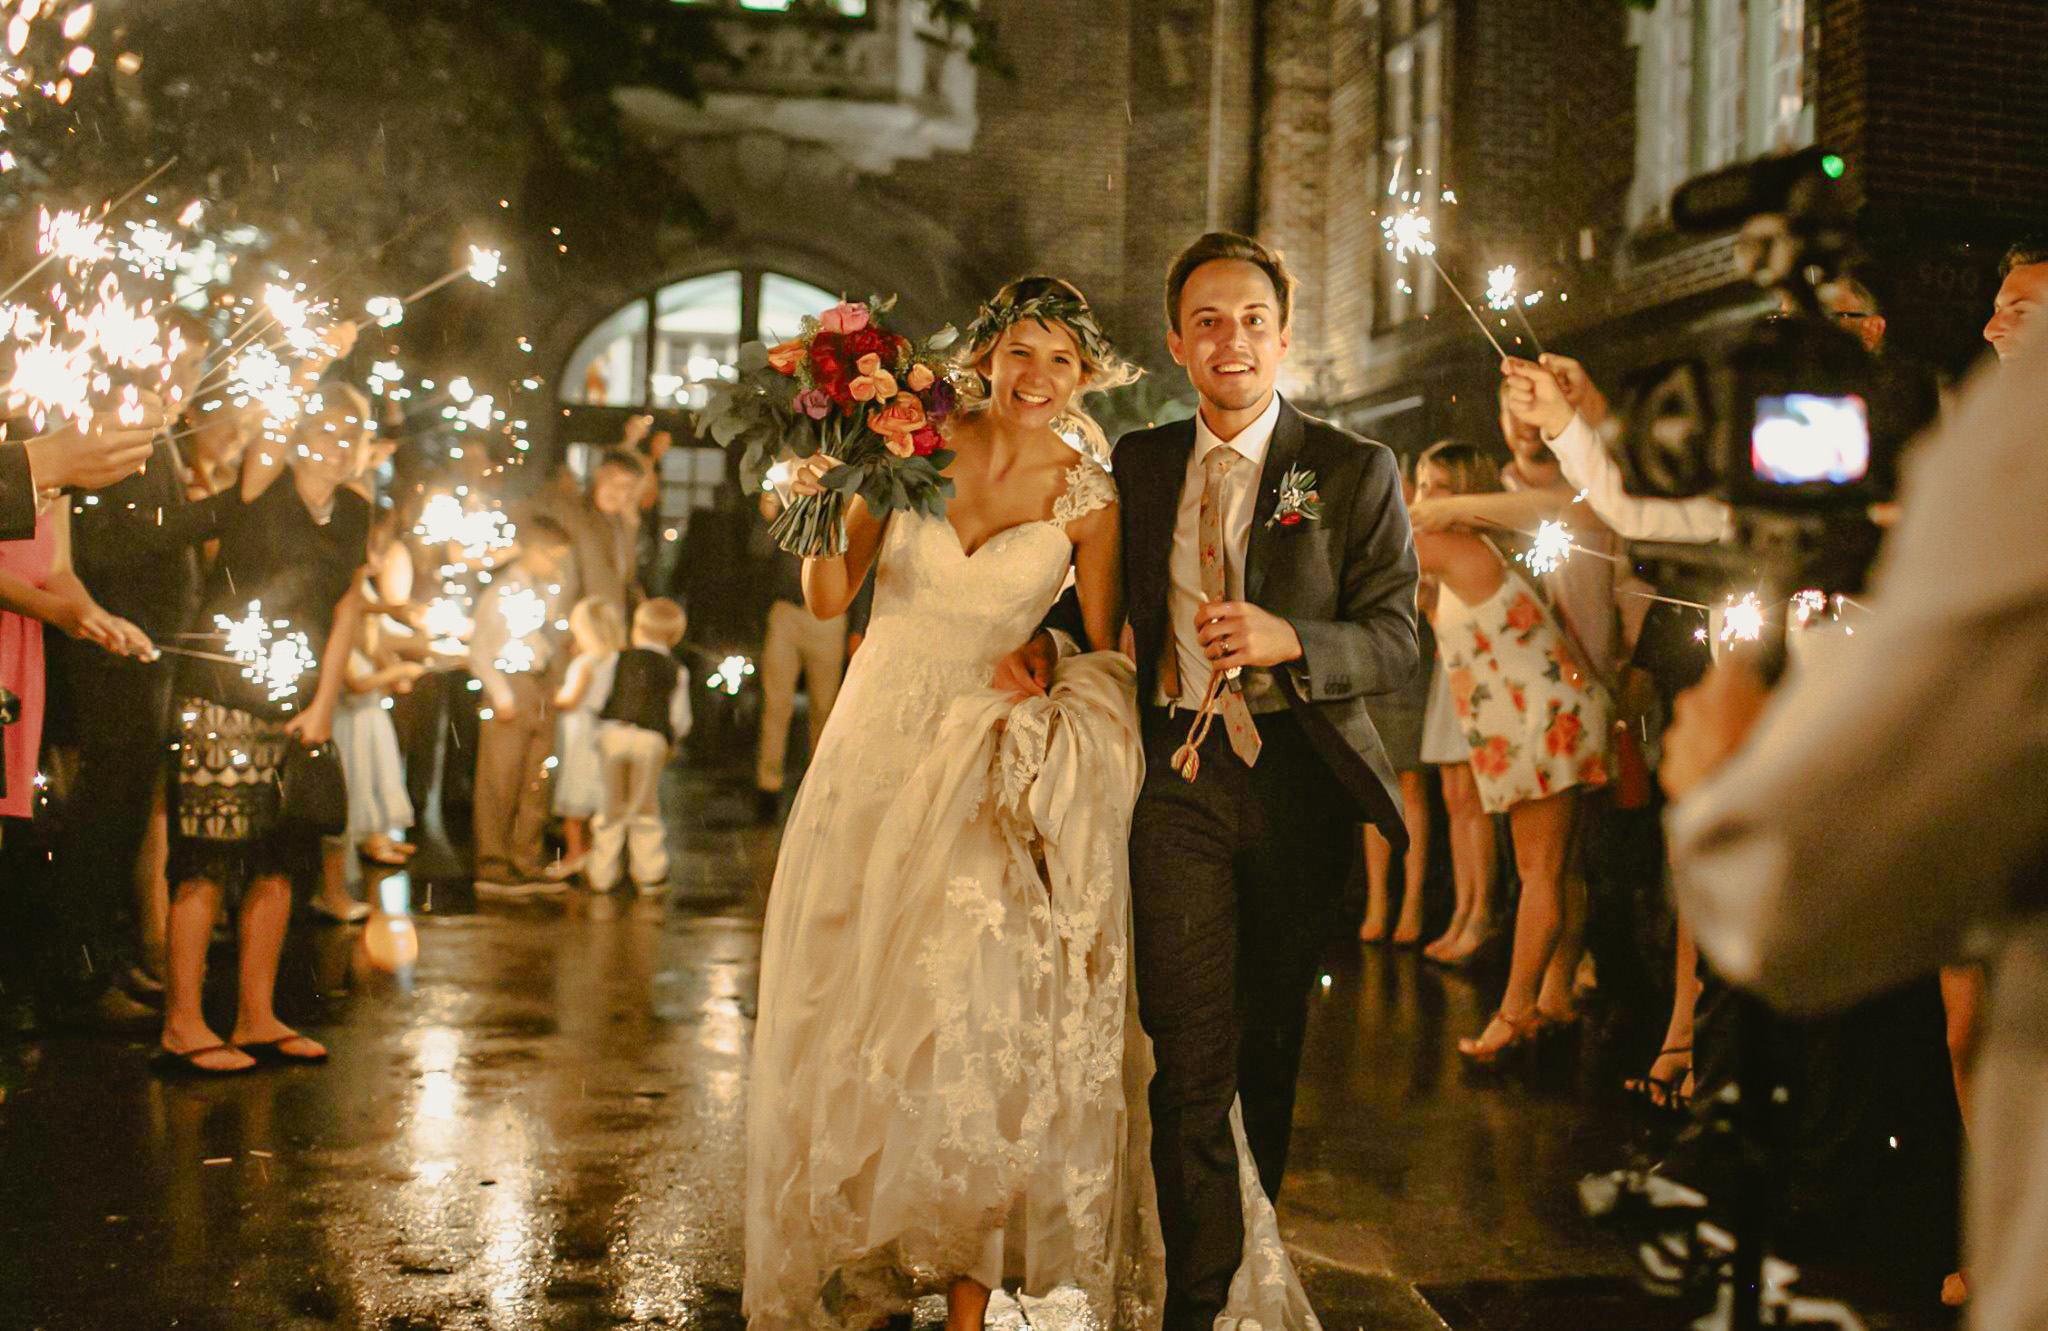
[[818, 302, 870, 335], [906, 363, 935, 392], [793, 388, 832, 420]]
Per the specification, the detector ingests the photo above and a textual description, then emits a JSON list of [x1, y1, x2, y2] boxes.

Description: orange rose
[[849, 352, 898, 403], [906, 363, 935, 392], [767, 337, 808, 375], [870, 392, 929, 458]]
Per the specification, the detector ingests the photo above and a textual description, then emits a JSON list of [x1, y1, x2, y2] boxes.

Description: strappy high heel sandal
[[1623, 1044, 1694, 1112], [1457, 1009, 1542, 1067]]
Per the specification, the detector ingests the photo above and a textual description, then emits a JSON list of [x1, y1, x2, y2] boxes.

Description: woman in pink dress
[[1412, 441, 1611, 1065], [0, 497, 153, 821]]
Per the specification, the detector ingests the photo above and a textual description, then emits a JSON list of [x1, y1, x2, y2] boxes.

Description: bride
[[745, 278, 1314, 1331]]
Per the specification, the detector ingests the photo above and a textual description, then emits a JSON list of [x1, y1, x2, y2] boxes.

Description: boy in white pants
[[586, 598, 692, 893]]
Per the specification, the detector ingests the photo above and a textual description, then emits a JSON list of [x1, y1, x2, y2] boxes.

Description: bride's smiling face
[[982, 319, 1084, 430]]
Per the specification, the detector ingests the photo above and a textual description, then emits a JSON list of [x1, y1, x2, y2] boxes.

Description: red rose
[[1545, 709, 1584, 756], [846, 327, 898, 365], [1280, 512, 1303, 526], [910, 426, 945, 456], [810, 339, 851, 402], [1473, 735, 1512, 777]]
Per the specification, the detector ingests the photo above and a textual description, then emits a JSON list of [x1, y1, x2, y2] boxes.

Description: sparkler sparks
[[1380, 209, 1436, 263], [1522, 520, 1573, 577], [37, 206, 109, 270], [466, 246, 504, 287], [1720, 592, 1766, 645], [415, 492, 516, 559], [709, 655, 755, 697], [491, 585, 548, 674], [214, 601, 315, 703]]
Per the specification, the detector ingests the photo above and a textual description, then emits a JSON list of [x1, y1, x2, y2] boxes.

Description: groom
[[1042, 232, 1419, 1327]]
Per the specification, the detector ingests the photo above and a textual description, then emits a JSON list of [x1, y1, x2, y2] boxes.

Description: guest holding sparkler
[[156, 384, 374, 1076], [0, 454, 158, 844], [468, 516, 572, 896], [1411, 441, 1611, 1064], [42, 314, 251, 1028]]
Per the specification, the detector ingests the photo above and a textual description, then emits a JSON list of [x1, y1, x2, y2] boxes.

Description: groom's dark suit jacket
[[1059, 396, 1422, 847], [0, 442, 35, 541]]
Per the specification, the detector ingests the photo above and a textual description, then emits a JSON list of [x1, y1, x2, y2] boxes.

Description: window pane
[[562, 300, 648, 406], [1385, 46, 1415, 140], [652, 270, 743, 410], [759, 272, 845, 344]]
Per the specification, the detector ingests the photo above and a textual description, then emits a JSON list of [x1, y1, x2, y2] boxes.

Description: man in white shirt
[[1045, 232, 1420, 1330]]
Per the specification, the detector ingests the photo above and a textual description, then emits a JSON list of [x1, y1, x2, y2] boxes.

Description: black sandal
[[1624, 1044, 1693, 1112], [151, 1044, 257, 1077], [235, 1034, 330, 1065]]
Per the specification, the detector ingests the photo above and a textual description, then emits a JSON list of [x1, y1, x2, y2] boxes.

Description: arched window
[[561, 268, 842, 411]]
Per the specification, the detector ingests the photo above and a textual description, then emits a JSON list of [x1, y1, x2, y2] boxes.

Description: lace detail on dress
[[1052, 455, 1117, 525]]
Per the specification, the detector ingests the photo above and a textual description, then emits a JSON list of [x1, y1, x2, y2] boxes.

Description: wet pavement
[[0, 769, 1960, 1331]]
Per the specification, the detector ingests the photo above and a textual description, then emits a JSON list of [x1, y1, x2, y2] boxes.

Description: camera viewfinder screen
[[1751, 393, 1870, 486]]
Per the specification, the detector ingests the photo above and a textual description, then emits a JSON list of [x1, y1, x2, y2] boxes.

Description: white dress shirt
[[1159, 393, 1283, 708], [1544, 413, 1735, 545], [1669, 329, 2048, 1331]]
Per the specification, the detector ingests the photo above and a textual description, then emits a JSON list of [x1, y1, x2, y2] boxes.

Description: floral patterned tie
[[1170, 447, 1262, 781]]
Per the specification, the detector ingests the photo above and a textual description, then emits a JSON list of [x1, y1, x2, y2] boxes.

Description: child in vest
[[586, 597, 692, 893]]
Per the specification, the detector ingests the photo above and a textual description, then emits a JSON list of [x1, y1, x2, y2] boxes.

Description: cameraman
[[1663, 321, 2048, 1330]]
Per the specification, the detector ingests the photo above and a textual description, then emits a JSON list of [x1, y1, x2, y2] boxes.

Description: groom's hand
[[1197, 600, 1302, 672], [993, 631, 1057, 700]]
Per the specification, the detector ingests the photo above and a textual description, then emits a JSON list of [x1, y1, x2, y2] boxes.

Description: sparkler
[[1379, 207, 1508, 360], [415, 492, 516, 559], [213, 601, 315, 703], [399, 246, 505, 304], [709, 655, 756, 697], [1483, 265, 1547, 355], [491, 585, 548, 675], [364, 294, 404, 328], [1521, 519, 1573, 576], [422, 594, 473, 654], [1719, 592, 1765, 645]]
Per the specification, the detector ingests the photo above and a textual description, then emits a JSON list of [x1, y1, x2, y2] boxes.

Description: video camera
[[1613, 145, 1937, 605]]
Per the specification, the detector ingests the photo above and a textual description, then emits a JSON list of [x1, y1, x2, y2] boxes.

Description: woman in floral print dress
[[1413, 441, 1611, 1063]]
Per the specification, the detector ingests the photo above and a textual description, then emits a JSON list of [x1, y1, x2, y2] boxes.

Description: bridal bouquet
[[699, 295, 958, 557]]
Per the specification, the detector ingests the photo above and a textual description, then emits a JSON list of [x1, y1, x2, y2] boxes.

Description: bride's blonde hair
[[951, 276, 1142, 463]]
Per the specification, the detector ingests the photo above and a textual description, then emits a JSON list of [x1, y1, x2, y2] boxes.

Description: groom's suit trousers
[[1132, 702, 1355, 1331]]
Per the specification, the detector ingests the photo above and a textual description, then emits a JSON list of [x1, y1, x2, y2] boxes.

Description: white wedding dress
[[745, 458, 1318, 1331]]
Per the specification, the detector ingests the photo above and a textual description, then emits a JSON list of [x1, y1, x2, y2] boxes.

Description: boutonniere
[[1266, 465, 1323, 529]]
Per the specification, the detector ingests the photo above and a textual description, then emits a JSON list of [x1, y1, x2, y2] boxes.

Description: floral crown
[[960, 287, 1137, 387]]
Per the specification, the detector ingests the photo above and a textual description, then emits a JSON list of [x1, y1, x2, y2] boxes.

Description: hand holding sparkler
[[60, 600, 155, 659], [1501, 356, 1576, 438], [20, 416, 155, 490], [1537, 353, 1611, 431]]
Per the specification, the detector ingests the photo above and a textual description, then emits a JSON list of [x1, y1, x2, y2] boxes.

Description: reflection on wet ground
[[0, 773, 1956, 1330]]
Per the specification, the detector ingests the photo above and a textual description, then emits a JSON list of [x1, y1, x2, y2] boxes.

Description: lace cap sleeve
[[1052, 457, 1117, 525]]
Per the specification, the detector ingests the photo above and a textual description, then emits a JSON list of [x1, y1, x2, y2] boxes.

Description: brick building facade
[[546, 0, 2047, 466]]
